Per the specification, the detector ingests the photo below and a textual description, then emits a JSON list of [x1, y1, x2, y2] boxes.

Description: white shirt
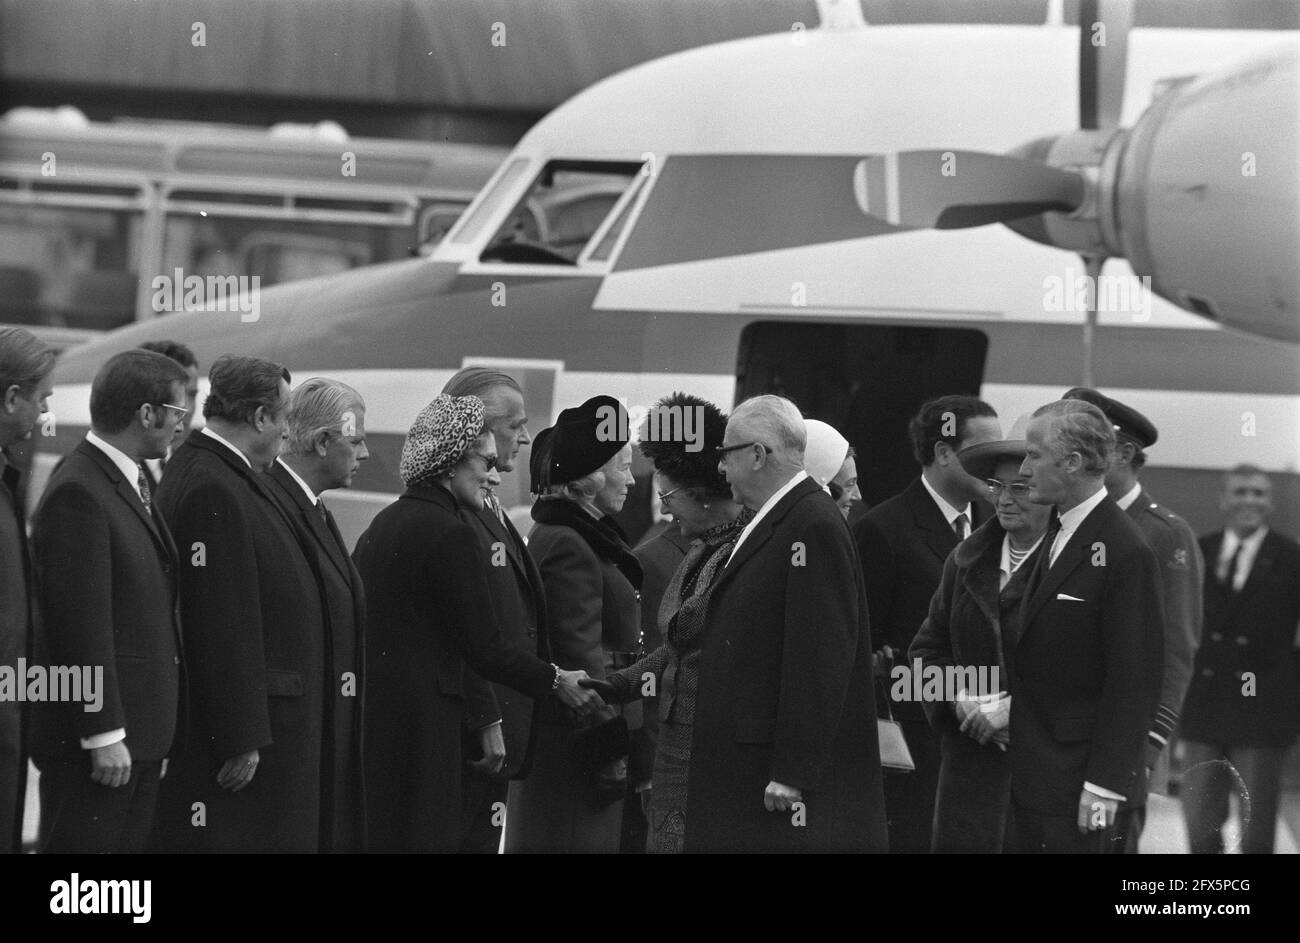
[[921, 472, 972, 537], [1114, 482, 1142, 512], [277, 457, 318, 506], [81, 432, 143, 751], [728, 470, 809, 564], [201, 425, 252, 469], [1049, 483, 1110, 567], [85, 432, 145, 503], [1218, 526, 1268, 592], [1000, 532, 1045, 592]]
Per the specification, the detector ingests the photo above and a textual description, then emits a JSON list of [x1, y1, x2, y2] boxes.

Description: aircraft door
[[735, 322, 989, 510]]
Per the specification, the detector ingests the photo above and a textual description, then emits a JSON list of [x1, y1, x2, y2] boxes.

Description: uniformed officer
[[1063, 389, 1203, 805]]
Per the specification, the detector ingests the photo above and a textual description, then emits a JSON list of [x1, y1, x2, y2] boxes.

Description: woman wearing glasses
[[355, 393, 601, 852], [504, 395, 643, 853], [908, 418, 1050, 852], [581, 393, 750, 853]]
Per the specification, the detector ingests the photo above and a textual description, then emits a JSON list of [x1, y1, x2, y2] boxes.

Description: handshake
[[551, 667, 609, 717]]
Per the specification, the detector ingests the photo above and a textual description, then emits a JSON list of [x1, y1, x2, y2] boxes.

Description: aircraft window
[[449, 157, 530, 246], [480, 160, 642, 266], [586, 174, 646, 263]]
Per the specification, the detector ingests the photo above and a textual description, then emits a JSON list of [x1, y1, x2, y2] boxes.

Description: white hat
[[803, 419, 850, 488]]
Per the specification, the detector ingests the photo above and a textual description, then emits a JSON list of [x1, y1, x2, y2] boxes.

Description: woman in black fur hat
[[503, 395, 643, 853]]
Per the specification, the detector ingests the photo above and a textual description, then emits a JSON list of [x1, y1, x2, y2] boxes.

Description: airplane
[[34, 0, 1300, 548]]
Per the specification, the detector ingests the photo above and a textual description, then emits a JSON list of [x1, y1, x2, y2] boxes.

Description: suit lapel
[[1236, 531, 1279, 601], [77, 440, 169, 556], [714, 477, 818, 591], [906, 477, 959, 563], [270, 461, 353, 588], [1021, 501, 1107, 630], [477, 505, 530, 580]]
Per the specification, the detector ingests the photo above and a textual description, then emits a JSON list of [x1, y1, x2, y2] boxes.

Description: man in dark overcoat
[[687, 394, 887, 853], [153, 355, 330, 852], [0, 327, 54, 854], [265, 377, 369, 852]]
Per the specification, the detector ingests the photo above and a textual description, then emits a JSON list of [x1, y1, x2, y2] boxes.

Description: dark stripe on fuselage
[[49, 256, 1300, 397]]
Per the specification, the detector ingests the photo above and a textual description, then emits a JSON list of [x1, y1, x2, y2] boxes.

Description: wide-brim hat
[[531, 395, 629, 491], [399, 393, 485, 487], [957, 413, 1031, 481]]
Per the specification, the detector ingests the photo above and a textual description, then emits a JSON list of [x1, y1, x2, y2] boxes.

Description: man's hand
[[467, 723, 507, 776], [763, 780, 802, 813], [554, 669, 605, 717], [1077, 787, 1119, 834], [89, 740, 131, 788], [871, 645, 897, 679], [217, 749, 260, 792]]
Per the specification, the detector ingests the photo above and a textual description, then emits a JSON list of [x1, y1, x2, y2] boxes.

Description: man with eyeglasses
[[29, 349, 188, 852], [684, 394, 886, 852], [138, 340, 200, 489]]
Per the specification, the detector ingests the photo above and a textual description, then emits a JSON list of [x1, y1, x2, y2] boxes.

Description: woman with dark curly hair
[[583, 392, 751, 853]]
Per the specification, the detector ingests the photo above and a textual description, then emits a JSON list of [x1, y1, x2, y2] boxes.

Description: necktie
[[1219, 542, 1242, 591], [953, 512, 969, 541], [136, 464, 152, 511], [1025, 516, 1061, 598]]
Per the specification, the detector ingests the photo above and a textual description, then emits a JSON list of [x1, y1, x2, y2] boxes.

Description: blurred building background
[[2, 0, 1297, 146]]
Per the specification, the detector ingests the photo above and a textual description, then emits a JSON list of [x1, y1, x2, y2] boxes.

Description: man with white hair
[[264, 376, 369, 851], [685, 394, 886, 852], [1011, 399, 1163, 853]]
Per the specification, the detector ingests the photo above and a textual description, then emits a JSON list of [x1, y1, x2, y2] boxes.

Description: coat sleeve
[[909, 551, 960, 733], [165, 478, 272, 759], [462, 668, 502, 732], [1146, 517, 1204, 766], [1087, 536, 1165, 796], [771, 509, 861, 792], [32, 482, 124, 740], [431, 525, 555, 699], [531, 530, 608, 680]]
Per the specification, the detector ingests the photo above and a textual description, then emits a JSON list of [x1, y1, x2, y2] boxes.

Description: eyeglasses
[[657, 484, 688, 505], [715, 441, 773, 457], [985, 479, 1030, 497], [158, 403, 189, 422], [466, 451, 499, 471]]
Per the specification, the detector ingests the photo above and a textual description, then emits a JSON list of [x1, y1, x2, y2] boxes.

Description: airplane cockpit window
[[479, 160, 643, 266]]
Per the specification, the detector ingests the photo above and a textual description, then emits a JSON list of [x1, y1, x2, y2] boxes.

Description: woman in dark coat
[[503, 395, 643, 853], [355, 394, 601, 852], [583, 393, 748, 853], [908, 426, 1050, 852]]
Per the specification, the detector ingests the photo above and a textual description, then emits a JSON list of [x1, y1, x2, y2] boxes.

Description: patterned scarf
[[666, 508, 753, 650]]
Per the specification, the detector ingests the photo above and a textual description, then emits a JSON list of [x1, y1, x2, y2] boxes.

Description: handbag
[[875, 676, 915, 773]]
